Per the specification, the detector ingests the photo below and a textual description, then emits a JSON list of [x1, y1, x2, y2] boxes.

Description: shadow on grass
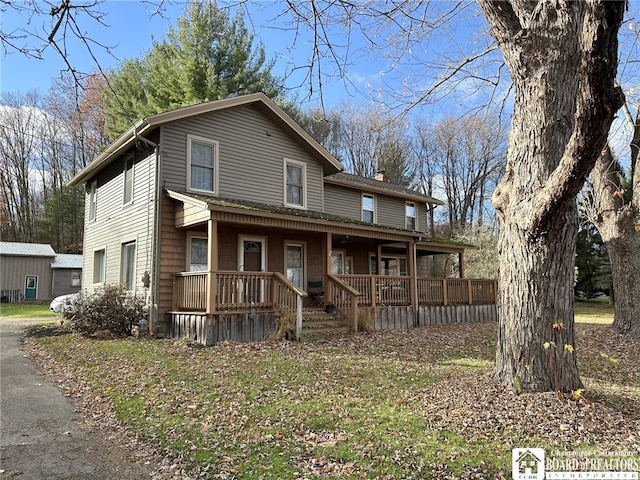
[[24, 322, 70, 339]]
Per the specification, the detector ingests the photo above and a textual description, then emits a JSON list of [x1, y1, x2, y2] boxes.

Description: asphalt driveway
[[0, 317, 157, 479]]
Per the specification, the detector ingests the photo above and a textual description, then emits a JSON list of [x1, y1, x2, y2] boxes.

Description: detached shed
[[0, 242, 56, 302], [51, 254, 83, 298]]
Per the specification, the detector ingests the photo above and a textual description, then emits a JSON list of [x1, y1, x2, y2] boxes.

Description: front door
[[239, 236, 266, 272], [25, 275, 38, 300], [238, 236, 266, 303]]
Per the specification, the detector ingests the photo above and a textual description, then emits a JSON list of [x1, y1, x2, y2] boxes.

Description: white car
[[50, 293, 80, 313]]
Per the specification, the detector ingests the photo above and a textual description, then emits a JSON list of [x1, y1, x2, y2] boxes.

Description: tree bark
[[591, 147, 640, 340], [477, 0, 625, 391]]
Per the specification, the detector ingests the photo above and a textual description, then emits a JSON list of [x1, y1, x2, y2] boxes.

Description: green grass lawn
[[27, 313, 638, 479], [0, 302, 57, 318], [575, 298, 614, 324]]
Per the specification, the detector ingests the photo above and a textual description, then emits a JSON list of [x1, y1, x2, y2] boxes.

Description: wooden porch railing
[[337, 276, 497, 307], [326, 274, 361, 332], [273, 272, 307, 341], [172, 271, 307, 339], [173, 272, 497, 316]]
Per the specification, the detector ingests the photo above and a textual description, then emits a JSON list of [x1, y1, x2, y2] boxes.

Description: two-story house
[[69, 92, 496, 344]]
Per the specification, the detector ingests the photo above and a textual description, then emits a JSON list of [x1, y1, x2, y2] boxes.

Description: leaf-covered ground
[[25, 322, 639, 479]]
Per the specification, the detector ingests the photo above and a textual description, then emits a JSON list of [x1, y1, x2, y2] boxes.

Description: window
[[121, 241, 136, 290], [362, 194, 375, 223], [331, 250, 345, 274], [284, 159, 306, 208], [189, 237, 208, 272], [188, 135, 218, 193], [123, 156, 134, 205], [93, 249, 105, 284], [369, 255, 408, 276], [406, 202, 416, 230], [286, 243, 304, 289], [71, 271, 81, 287], [89, 181, 97, 221]]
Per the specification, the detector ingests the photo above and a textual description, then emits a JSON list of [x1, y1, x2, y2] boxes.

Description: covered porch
[[163, 190, 497, 343]]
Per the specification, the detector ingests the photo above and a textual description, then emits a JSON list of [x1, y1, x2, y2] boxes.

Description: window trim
[[93, 247, 106, 285], [283, 158, 307, 209], [123, 155, 134, 206], [187, 234, 209, 272], [284, 241, 307, 289], [187, 134, 219, 194], [362, 193, 376, 223], [405, 201, 416, 230], [120, 240, 136, 291], [89, 180, 97, 221]]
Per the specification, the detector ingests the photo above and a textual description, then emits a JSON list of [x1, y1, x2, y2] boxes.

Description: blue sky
[[0, 1, 388, 108]]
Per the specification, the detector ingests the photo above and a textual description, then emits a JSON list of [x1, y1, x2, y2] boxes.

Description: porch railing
[[417, 278, 497, 305], [173, 272, 497, 314], [336, 276, 497, 307], [172, 271, 307, 338], [326, 274, 360, 332], [273, 272, 307, 341]]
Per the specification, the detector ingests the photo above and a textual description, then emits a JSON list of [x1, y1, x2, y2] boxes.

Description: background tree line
[[1, 0, 506, 279]]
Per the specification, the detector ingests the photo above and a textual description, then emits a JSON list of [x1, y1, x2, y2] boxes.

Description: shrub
[[63, 285, 145, 337]]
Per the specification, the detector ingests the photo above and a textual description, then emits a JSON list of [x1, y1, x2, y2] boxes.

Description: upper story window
[[89, 181, 97, 221], [188, 135, 219, 194], [284, 159, 306, 208], [406, 202, 416, 230], [362, 194, 375, 223], [123, 156, 134, 205]]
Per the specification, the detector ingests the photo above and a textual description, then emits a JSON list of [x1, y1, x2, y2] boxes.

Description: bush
[[63, 285, 146, 337]]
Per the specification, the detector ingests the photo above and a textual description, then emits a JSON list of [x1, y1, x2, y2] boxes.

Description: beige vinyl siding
[[323, 184, 361, 220], [160, 105, 324, 211], [81, 151, 157, 296], [0, 256, 54, 300], [324, 183, 431, 232]]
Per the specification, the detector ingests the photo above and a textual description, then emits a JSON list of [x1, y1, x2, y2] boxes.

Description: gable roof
[[51, 254, 83, 269], [0, 242, 56, 257], [68, 92, 343, 187], [325, 172, 444, 205]]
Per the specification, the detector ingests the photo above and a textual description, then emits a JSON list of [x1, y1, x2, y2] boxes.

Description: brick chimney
[[375, 170, 389, 182]]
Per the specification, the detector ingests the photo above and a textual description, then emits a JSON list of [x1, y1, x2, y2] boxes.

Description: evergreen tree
[[104, 0, 283, 138]]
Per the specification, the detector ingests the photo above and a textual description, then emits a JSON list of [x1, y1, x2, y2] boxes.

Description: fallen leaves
[[23, 321, 640, 479]]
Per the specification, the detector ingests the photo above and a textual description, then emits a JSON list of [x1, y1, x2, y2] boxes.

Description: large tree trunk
[[478, 1, 625, 392], [591, 147, 640, 340]]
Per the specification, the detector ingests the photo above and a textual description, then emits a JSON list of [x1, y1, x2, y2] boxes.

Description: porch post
[[408, 240, 418, 327], [206, 219, 218, 314], [325, 232, 332, 302], [459, 250, 465, 278]]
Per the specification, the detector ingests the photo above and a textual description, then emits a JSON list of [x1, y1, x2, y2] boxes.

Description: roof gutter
[[67, 119, 153, 186]]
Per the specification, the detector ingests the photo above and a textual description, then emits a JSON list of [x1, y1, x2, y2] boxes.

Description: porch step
[[297, 309, 353, 342]]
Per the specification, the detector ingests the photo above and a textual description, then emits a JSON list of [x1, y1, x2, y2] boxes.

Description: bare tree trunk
[[479, 0, 625, 392], [591, 147, 640, 340]]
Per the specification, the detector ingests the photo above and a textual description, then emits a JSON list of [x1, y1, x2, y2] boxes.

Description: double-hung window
[[188, 135, 218, 193], [405, 202, 416, 230], [123, 156, 134, 205], [89, 181, 97, 221], [189, 237, 208, 272], [93, 249, 105, 284], [284, 159, 306, 208], [121, 241, 136, 290], [362, 194, 375, 223]]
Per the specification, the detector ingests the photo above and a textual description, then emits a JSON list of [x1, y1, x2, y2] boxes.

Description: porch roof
[[167, 189, 469, 254]]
